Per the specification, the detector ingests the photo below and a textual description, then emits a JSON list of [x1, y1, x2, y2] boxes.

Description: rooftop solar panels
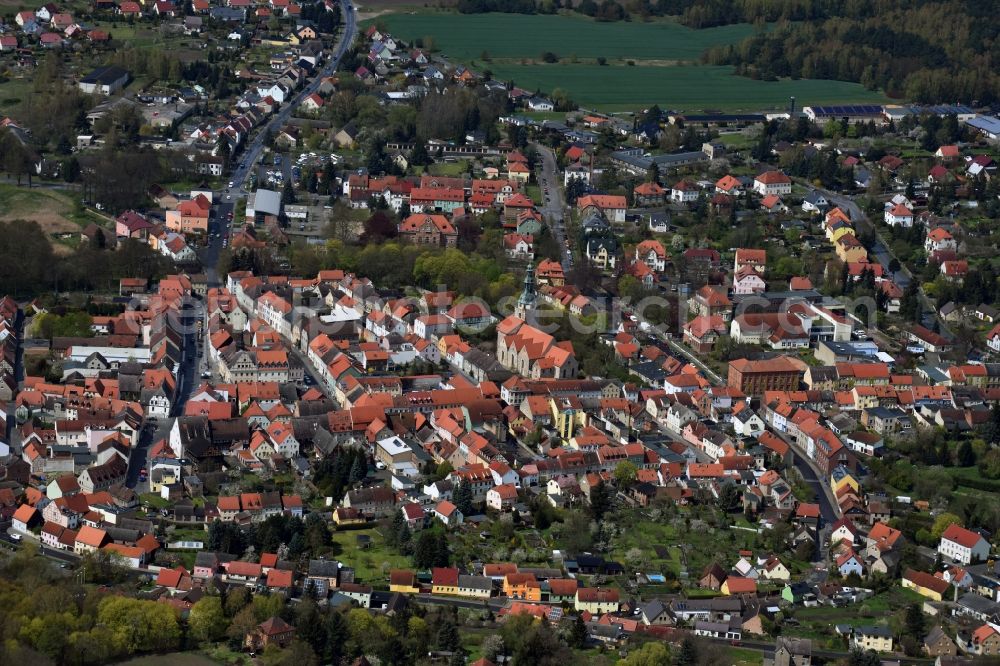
[[806, 105, 884, 116]]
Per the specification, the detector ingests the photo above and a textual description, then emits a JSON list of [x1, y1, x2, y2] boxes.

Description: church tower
[[514, 264, 538, 320]]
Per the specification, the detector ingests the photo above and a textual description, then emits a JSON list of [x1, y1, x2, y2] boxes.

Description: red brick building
[[398, 213, 458, 248], [728, 357, 803, 395]]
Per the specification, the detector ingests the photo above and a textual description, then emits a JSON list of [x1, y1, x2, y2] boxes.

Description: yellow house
[[550, 396, 588, 442], [507, 162, 530, 183], [852, 626, 893, 653], [332, 507, 365, 526], [830, 467, 860, 496], [761, 557, 791, 582], [585, 237, 619, 271], [851, 387, 880, 410], [503, 573, 542, 601], [437, 334, 462, 360], [826, 223, 856, 243], [575, 587, 620, 614], [836, 235, 868, 263], [389, 569, 421, 594], [431, 567, 460, 596], [901, 569, 949, 601], [149, 467, 178, 494]]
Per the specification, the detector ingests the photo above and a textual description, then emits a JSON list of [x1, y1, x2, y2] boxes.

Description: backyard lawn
[[0, 183, 109, 254], [609, 513, 763, 580], [783, 587, 926, 643], [330, 526, 411, 583]]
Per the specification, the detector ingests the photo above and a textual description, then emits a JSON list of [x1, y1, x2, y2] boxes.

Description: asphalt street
[[534, 144, 573, 274]]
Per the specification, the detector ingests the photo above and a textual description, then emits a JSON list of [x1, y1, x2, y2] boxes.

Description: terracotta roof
[[903, 568, 949, 595], [942, 523, 983, 549], [755, 170, 791, 185], [432, 566, 459, 586], [75, 524, 107, 548], [723, 577, 756, 593]]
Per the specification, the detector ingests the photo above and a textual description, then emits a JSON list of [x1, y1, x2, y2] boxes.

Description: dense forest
[[701, 0, 1000, 104]]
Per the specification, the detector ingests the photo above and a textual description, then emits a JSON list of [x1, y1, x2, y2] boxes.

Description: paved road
[[660, 334, 724, 385], [814, 186, 940, 331], [6, 307, 24, 454], [183, 0, 357, 407], [770, 426, 840, 527], [534, 144, 573, 273], [198, 0, 356, 285], [225, 0, 356, 200], [126, 302, 200, 490]]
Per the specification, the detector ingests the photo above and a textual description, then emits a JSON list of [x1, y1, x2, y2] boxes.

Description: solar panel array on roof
[[922, 105, 974, 115], [808, 105, 883, 115], [967, 115, 1000, 135]]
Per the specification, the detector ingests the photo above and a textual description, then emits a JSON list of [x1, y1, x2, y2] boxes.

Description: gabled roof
[[941, 523, 984, 549], [755, 170, 791, 185]]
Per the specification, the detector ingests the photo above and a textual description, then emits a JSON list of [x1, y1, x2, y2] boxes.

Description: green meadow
[[377, 12, 756, 62], [371, 12, 890, 111], [488, 63, 888, 112]]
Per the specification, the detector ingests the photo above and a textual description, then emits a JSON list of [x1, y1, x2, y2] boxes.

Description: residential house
[[938, 523, 990, 564], [851, 626, 893, 653]]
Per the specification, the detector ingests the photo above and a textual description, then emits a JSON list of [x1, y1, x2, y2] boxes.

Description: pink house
[[732, 266, 766, 295], [116, 210, 153, 238], [486, 483, 518, 511]]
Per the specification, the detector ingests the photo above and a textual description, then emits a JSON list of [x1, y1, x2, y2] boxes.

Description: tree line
[[0, 221, 173, 298], [702, 1, 1000, 104]]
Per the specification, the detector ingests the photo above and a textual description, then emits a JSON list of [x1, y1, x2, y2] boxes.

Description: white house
[[256, 82, 289, 104], [830, 518, 859, 546], [924, 227, 956, 254], [753, 171, 792, 196], [732, 268, 766, 295], [145, 392, 171, 418], [988, 324, 1000, 353], [802, 191, 828, 213], [486, 483, 518, 511], [434, 500, 463, 527], [159, 234, 196, 263], [884, 203, 914, 227], [634, 240, 667, 273], [670, 180, 699, 204], [732, 408, 765, 437], [527, 97, 554, 112], [938, 523, 990, 564]]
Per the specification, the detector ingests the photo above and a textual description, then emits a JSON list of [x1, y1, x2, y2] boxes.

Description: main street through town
[[124, 2, 357, 492], [201, 0, 357, 290], [535, 144, 573, 275]]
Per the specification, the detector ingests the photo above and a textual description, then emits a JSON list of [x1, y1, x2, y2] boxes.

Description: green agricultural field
[[372, 11, 892, 111], [488, 64, 888, 112], [376, 12, 756, 62]]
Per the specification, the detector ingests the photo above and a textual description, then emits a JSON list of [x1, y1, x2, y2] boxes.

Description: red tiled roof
[[942, 523, 983, 549]]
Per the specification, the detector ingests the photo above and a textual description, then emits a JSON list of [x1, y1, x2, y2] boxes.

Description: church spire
[[515, 264, 537, 319]]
